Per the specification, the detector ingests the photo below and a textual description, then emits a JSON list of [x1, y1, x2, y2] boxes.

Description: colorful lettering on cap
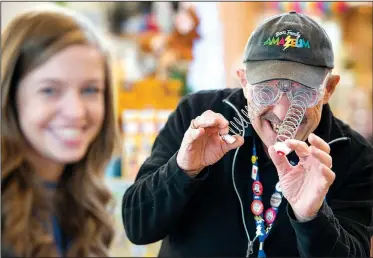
[[263, 30, 310, 50]]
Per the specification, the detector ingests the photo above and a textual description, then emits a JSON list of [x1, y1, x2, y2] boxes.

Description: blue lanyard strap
[[250, 138, 287, 258]]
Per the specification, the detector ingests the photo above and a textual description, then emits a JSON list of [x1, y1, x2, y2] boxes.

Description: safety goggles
[[249, 73, 330, 108]]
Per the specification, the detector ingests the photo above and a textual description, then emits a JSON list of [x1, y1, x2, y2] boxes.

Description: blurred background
[[2, 1, 372, 257]]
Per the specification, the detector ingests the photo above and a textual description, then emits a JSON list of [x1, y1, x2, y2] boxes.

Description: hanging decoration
[[267, 2, 349, 17]]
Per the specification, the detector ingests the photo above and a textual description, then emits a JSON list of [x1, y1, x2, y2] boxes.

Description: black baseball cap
[[243, 11, 333, 88]]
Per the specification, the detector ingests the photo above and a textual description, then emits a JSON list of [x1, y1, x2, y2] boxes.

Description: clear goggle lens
[[250, 77, 327, 108]]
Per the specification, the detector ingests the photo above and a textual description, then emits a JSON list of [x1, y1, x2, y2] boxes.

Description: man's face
[[237, 69, 340, 149], [249, 94, 324, 149]]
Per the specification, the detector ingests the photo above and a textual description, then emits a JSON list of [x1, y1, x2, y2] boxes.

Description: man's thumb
[[224, 135, 244, 151]]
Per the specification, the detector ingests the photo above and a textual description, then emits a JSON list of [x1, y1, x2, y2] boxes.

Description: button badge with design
[[270, 192, 282, 208], [264, 208, 276, 224], [251, 200, 264, 216], [252, 181, 263, 196], [275, 182, 282, 192]]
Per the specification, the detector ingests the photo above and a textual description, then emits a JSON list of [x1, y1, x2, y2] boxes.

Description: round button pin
[[251, 200, 264, 216], [275, 182, 282, 192], [251, 155, 258, 164], [270, 192, 282, 208], [265, 208, 276, 224], [252, 181, 263, 196]]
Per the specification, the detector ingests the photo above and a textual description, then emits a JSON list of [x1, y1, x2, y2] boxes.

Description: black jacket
[[122, 88, 373, 257]]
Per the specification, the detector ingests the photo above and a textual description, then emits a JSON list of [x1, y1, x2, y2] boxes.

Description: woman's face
[[16, 45, 106, 165]]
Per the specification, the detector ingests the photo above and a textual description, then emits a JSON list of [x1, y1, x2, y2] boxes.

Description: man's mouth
[[261, 112, 282, 135], [269, 121, 280, 134], [262, 112, 307, 136]]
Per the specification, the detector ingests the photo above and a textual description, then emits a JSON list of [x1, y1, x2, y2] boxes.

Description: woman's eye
[[82, 87, 101, 95], [40, 87, 58, 96]]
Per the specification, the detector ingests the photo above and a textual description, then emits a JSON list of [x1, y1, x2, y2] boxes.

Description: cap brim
[[245, 60, 329, 88]]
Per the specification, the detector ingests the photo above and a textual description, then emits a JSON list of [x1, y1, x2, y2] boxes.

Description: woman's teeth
[[56, 129, 81, 140]]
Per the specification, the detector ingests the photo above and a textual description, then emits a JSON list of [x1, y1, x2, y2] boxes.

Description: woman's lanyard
[[52, 215, 72, 257], [250, 138, 288, 258]]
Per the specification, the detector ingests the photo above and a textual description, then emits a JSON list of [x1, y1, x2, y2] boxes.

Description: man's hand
[[268, 133, 335, 222], [177, 110, 244, 177]]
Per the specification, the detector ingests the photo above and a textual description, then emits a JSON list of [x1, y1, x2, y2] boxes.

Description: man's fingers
[[268, 145, 292, 177], [311, 146, 332, 168], [184, 127, 205, 145], [192, 111, 230, 135], [193, 116, 228, 129], [308, 133, 330, 154], [222, 135, 244, 152], [286, 139, 310, 158], [319, 164, 336, 187], [215, 113, 230, 135]]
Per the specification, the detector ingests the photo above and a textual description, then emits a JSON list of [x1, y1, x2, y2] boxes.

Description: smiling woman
[[17, 45, 106, 171], [1, 6, 119, 257]]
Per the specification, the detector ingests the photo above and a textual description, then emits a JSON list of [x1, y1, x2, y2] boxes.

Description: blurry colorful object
[[121, 109, 172, 180], [55, 2, 68, 7], [105, 157, 122, 177], [268, 2, 348, 16], [167, 5, 200, 61]]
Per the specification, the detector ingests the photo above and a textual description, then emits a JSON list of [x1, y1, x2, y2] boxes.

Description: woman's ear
[[323, 74, 340, 104]]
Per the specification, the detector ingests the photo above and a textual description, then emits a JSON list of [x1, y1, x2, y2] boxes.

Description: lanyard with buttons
[[250, 138, 292, 257]]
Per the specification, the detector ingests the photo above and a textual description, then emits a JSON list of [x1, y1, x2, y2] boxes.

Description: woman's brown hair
[[1, 6, 118, 257]]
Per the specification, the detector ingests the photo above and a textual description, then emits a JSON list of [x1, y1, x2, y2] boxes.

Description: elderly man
[[122, 11, 373, 257]]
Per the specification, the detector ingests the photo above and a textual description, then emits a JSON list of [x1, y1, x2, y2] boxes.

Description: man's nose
[[272, 94, 291, 121]]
